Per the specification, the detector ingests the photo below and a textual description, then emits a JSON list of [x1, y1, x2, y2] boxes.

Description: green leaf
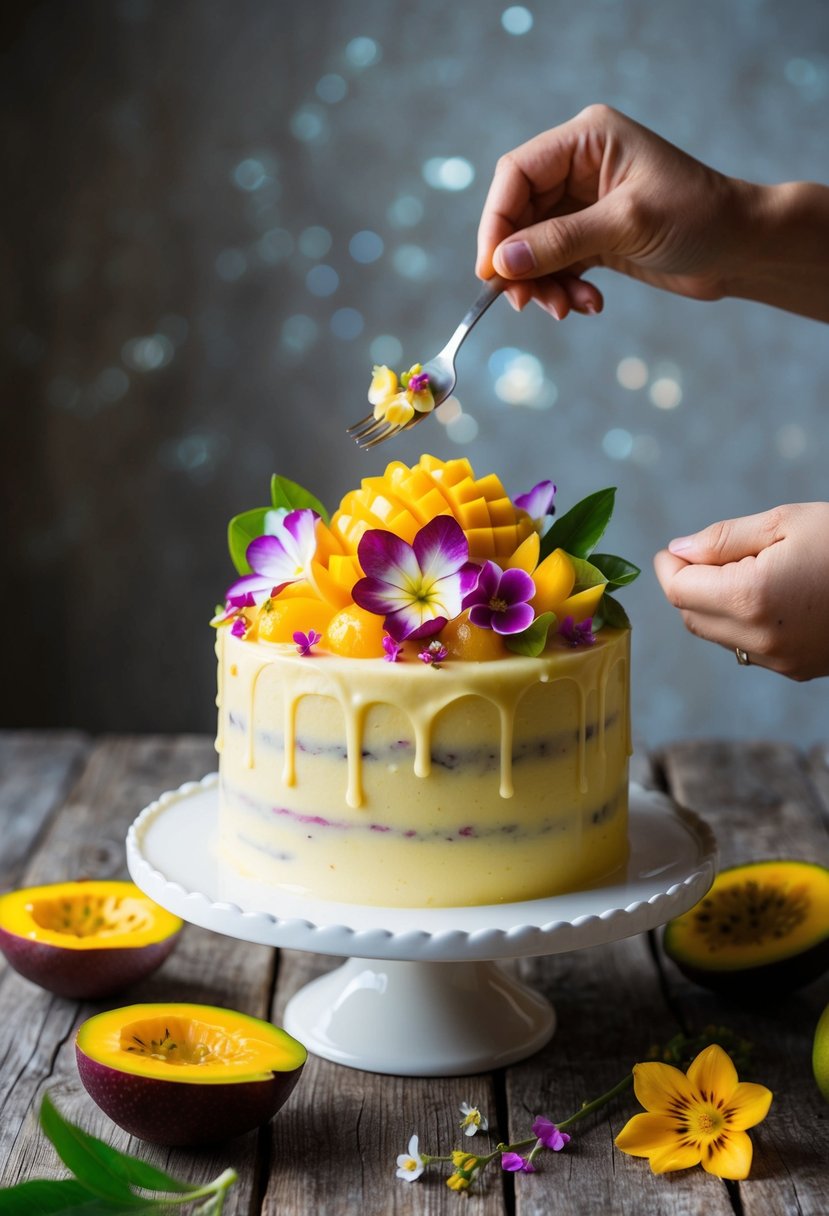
[[505, 612, 556, 657], [568, 556, 608, 593], [589, 553, 641, 590], [594, 593, 631, 631], [0, 1179, 104, 1215], [39, 1095, 194, 1202], [227, 507, 270, 575], [270, 475, 330, 524], [539, 488, 616, 562]]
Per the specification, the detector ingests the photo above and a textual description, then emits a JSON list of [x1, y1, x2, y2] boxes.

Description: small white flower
[[459, 1102, 488, 1138], [395, 1133, 425, 1182]]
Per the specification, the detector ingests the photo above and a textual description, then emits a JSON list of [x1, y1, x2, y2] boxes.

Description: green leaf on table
[[589, 553, 641, 590], [40, 1094, 195, 1202], [0, 1178, 102, 1215], [227, 507, 270, 574], [593, 592, 631, 631], [539, 488, 616, 562], [506, 612, 556, 657], [270, 475, 330, 524]]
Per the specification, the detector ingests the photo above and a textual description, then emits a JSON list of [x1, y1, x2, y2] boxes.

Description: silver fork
[[348, 275, 507, 450]]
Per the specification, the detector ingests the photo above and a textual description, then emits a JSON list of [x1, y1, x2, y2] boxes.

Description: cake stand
[[126, 775, 716, 1077]]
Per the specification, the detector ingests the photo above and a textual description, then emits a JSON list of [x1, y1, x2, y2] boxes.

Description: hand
[[653, 503, 829, 681], [476, 104, 753, 318]]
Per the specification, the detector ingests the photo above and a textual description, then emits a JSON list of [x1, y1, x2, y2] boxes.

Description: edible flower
[[368, 363, 435, 425], [501, 1151, 537, 1173], [352, 516, 479, 641], [382, 634, 403, 662], [614, 1044, 772, 1179], [559, 615, 596, 647], [230, 617, 248, 639], [532, 1116, 570, 1152], [514, 480, 556, 535], [395, 1134, 426, 1182], [224, 509, 319, 609], [293, 629, 322, 657], [462, 561, 536, 635], [459, 1102, 489, 1137], [419, 640, 448, 666]]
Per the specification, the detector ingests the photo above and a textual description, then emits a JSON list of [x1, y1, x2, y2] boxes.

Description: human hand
[[653, 503, 829, 681], [476, 104, 752, 318]]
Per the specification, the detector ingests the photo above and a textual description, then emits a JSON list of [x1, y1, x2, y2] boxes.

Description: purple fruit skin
[[0, 927, 179, 999], [76, 1046, 304, 1145]]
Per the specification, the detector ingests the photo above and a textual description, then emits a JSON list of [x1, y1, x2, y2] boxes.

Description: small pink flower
[[558, 616, 596, 647], [532, 1116, 571, 1151], [293, 629, 322, 656], [408, 371, 430, 393], [230, 616, 248, 638], [418, 640, 448, 666], [501, 1152, 536, 1173], [383, 634, 403, 662]]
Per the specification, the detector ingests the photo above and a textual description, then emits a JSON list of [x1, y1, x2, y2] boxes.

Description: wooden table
[[1, 732, 827, 1215]]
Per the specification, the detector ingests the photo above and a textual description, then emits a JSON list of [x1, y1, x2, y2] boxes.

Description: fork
[[348, 275, 507, 449]]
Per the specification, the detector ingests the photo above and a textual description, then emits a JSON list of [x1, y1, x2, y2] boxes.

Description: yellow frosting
[[215, 627, 630, 907]]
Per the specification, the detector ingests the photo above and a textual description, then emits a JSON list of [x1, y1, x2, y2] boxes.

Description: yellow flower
[[451, 1151, 478, 1170], [446, 1172, 471, 1191], [615, 1044, 772, 1179]]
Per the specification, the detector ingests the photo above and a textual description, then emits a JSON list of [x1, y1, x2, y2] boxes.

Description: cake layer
[[215, 627, 631, 907]]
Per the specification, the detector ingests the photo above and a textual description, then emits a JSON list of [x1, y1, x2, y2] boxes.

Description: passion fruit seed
[[120, 1016, 256, 1067], [693, 880, 810, 952], [30, 894, 155, 939]]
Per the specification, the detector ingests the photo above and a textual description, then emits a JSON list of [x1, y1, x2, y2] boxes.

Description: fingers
[[653, 549, 772, 669], [667, 509, 786, 565], [491, 193, 632, 283]]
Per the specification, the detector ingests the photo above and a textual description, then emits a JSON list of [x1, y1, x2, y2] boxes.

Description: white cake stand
[[126, 775, 716, 1077]]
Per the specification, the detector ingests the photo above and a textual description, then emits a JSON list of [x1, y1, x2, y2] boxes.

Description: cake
[[213, 447, 638, 908]]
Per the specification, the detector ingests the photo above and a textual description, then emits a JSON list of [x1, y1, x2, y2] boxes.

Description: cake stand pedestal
[[126, 777, 716, 1077]]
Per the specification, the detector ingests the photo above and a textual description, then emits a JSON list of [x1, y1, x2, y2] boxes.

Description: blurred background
[[3, 0, 828, 749]]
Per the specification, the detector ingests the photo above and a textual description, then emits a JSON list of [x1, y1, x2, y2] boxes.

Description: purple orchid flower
[[559, 615, 596, 647], [293, 629, 322, 656], [462, 561, 536, 635], [382, 635, 404, 662], [532, 1116, 571, 1151], [418, 640, 448, 666], [501, 1152, 537, 1173], [514, 480, 556, 535], [352, 516, 479, 642], [224, 508, 319, 609]]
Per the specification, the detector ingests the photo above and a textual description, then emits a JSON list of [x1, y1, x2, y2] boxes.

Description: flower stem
[[558, 1073, 634, 1131]]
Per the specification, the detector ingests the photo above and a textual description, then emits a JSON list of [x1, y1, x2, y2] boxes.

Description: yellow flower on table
[[615, 1043, 772, 1179]]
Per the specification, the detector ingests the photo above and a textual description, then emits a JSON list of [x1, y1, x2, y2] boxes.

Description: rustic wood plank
[[264, 948, 506, 1215], [507, 937, 735, 1216], [656, 740, 829, 1216], [0, 730, 90, 891], [0, 736, 269, 1216]]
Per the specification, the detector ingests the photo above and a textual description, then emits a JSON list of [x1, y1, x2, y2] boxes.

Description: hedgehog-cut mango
[[663, 859, 829, 997], [0, 880, 182, 999]]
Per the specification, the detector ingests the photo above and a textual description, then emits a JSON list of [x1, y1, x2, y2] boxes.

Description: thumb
[[492, 194, 626, 279], [668, 511, 784, 566]]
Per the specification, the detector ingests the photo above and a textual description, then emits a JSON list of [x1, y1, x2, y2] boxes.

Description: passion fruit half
[[76, 1003, 306, 1145], [663, 859, 829, 997], [0, 880, 182, 999]]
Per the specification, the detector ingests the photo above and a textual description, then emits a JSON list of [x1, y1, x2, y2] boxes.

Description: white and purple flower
[[224, 508, 319, 610], [352, 516, 479, 642], [462, 561, 536, 635], [514, 480, 556, 535]]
